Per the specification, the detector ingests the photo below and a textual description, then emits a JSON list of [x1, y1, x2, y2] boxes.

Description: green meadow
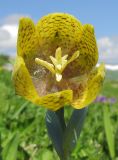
[[0, 55, 118, 160]]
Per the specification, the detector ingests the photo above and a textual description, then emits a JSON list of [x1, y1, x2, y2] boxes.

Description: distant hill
[[106, 70, 118, 81], [0, 54, 10, 66]]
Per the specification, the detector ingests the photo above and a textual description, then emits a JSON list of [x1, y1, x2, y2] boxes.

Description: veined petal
[[63, 24, 98, 78], [36, 13, 83, 58], [12, 56, 41, 104], [17, 17, 39, 57], [77, 24, 98, 73], [38, 90, 73, 111], [72, 64, 105, 109], [17, 17, 46, 79]]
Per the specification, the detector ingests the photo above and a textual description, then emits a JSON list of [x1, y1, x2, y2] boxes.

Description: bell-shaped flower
[[12, 13, 105, 111]]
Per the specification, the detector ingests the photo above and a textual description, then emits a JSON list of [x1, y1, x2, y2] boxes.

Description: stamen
[[35, 58, 55, 74], [35, 47, 80, 82], [68, 51, 79, 64], [55, 47, 62, 62]]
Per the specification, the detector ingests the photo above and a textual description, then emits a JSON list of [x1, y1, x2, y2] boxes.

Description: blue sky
[[0, 0, 118, 64], [1, 0, 118, 37]]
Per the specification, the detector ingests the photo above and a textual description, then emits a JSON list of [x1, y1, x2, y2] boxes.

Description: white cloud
[[97, 64, 118, 71], [105, 64, 118, 70], [0, 14, 28, 56], [98, 37, 118, 64], [0, 24, 18, 49]]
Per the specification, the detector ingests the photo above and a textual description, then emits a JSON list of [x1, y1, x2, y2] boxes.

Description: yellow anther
[[67, 51, 80, 64], [35, 58, 55, 74], [55, 47, 62, 63], [35, 47, 80, 82], [56, 64, 62, 70]]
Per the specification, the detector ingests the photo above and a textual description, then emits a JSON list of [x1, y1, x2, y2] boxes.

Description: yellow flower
[[12, 13, 105, 111]]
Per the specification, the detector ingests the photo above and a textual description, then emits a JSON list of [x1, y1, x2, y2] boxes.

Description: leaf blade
[[2, 133, 19, 160], [45, 110, 64, 159], [63, 107, 87, 156], [103, 105, 115, 159]]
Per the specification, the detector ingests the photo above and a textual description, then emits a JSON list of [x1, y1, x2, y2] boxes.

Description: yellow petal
[[12, 56, 41, 104], [72, 64, 105, 109], [36, 13, 83, 57], [75, 24, 98, 74], [17, 18, 39, 57], [39, 90, 73, 111], [63, 24, 98, 78]]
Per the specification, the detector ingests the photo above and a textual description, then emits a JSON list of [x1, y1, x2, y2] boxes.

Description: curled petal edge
[[72, 63, 105, 109]]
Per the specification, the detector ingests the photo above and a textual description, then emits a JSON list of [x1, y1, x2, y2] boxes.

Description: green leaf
[[2, 133, 19, 160], [63, 108, 87, 157], [45, 110, 64, 159], [12, 101, 29, 119], [103, 105, 115, 159]]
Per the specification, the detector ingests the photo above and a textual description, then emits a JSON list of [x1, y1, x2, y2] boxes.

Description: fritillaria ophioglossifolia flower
[[12, 13, 105, 111]]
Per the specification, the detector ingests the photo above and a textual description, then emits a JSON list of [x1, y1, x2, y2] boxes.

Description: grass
[[0, 60, 118, 160]]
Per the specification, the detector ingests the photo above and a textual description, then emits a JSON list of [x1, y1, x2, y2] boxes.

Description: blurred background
[[0, 0, 118, 159]]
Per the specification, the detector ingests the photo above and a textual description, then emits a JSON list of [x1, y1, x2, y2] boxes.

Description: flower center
[[35, 47, 79, 82]]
